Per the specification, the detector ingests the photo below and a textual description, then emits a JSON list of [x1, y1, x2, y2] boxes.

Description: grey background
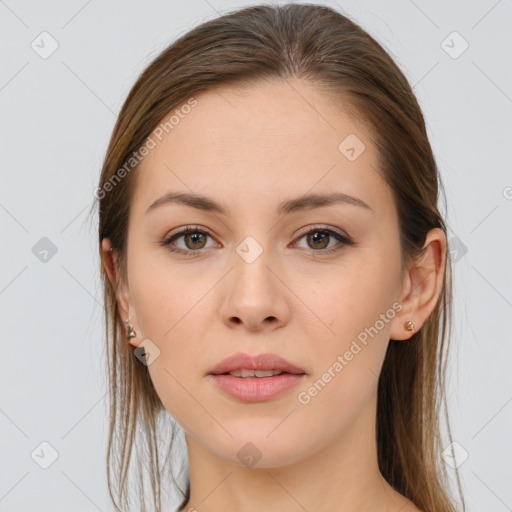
[[1, 0, 511, 510]]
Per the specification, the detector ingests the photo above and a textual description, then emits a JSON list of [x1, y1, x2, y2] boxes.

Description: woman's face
[[116, 79, 411, 467]]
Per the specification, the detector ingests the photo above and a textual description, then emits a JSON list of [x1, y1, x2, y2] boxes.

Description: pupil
[[186, 233, 205, 249], [309, 231, 328, 249]]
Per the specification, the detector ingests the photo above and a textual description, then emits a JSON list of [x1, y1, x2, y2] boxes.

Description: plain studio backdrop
[[0, 0, 511, 510]]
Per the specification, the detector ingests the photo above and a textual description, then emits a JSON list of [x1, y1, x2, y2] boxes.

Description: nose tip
[[220, 255, 291, 333]]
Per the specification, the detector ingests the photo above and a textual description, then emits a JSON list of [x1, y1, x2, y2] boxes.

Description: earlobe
[[390, 228, 447, 341]]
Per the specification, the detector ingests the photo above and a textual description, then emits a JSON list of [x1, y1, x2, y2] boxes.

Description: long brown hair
[[92, 3, 466, 511]]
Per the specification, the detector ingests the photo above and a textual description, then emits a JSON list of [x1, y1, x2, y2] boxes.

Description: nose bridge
[[219, 234, 290, 330], [231, 235, 276, 303]]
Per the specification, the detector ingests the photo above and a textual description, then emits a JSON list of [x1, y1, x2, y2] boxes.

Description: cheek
[[294, 292, 393, 443], [301, 255, 400, 405], [308, 259, 399, 344], [128, 254, 219, 394], [129, 252, 213, 341], [128, 263, 211, 427]]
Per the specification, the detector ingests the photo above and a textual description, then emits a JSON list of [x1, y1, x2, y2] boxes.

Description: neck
[[179, 390, 412, 512]]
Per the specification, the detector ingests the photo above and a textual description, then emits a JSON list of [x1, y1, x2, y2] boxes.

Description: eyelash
[[160, 225, 354, 257]]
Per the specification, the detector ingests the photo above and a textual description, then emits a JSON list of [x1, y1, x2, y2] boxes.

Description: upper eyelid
[[165, 225, 213, 241], [165, 224, 348, 239], [294, 224, 349, 239]]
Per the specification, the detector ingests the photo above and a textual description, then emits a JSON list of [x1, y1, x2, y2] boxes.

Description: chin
[[203, 425, 312, 469]]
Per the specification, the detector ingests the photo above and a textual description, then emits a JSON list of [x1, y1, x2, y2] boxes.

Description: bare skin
[[102, 78, 444, 511]]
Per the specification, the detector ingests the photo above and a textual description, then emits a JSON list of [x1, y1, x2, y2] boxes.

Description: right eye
[[161, 226, 218, 255]]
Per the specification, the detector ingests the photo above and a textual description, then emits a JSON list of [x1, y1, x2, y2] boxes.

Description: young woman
[[95, 4, 465, 511]]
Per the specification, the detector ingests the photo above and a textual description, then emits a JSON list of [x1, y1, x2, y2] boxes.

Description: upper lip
[[209, 352, 307, 375]]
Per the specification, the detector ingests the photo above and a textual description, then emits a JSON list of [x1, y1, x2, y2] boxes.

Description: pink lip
[[210, 373, 305, 402], [209, 352, 306, 375], [208, 352, 307, 403]]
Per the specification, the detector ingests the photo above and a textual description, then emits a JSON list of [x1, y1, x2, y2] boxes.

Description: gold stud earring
[[124, 317, 136, 339], [405, 320, 415, 332]]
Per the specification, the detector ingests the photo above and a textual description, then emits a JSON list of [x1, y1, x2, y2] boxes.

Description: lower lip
[[209, 373, 306, 402]]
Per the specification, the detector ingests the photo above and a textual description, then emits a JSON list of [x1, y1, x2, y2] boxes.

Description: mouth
[[208, 353, 307, 402]]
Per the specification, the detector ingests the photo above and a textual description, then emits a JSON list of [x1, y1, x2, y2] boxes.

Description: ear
[[101, 238, 139, 347], [390, 227, 447, 340]]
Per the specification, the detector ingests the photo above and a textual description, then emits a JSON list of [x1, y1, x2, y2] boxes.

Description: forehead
[[133, 79, 392, 217]]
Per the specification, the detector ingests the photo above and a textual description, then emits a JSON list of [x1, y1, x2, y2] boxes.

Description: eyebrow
[[145, 190, 375, 216]]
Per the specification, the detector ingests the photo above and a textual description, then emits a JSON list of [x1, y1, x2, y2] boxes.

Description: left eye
[[161, 226, 353, 255], [292, 227, 353, 254]]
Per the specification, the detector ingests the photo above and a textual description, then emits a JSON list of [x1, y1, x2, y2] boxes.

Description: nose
[[219, 248, 291, 333]]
